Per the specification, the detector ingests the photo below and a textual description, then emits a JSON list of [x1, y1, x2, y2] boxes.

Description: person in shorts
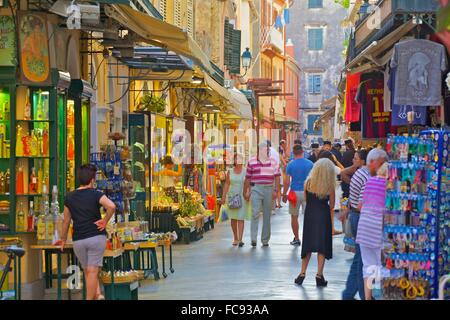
[[282, 145, 314, 246], [60, 164, 116, 300]]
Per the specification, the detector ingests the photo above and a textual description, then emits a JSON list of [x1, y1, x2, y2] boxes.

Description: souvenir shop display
[[91, 145, 126, 223], [384, 131, 449, 300]]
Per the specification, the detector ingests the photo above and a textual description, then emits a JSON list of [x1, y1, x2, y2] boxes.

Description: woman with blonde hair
[[295, 158, 336, 287]]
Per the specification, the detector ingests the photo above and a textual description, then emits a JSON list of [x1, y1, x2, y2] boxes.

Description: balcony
[[352, 0, 438, 59], [268, 27, 284, 53]]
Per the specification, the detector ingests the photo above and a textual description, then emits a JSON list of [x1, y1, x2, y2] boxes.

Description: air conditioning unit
[[79, 3, 100, 26], [224, 79, 234, 89]]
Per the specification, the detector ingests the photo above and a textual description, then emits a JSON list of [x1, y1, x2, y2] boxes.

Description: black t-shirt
[[64, 188, 106, 241]]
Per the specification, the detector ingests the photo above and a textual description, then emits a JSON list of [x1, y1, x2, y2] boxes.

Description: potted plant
[[139, 93, 166, 113]]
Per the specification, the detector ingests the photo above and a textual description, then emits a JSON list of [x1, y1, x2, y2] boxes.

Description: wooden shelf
[[16, 119, 52, 123]]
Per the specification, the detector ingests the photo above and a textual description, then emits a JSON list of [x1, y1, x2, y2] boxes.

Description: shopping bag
[[220, 208, 229, 222], [287, 190, 297, 207]]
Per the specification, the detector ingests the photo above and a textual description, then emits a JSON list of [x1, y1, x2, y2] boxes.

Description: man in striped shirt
[[342, 149, 369, 300], [244, 141, 281, 247]]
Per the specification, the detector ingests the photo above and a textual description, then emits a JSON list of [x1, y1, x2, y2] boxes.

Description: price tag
[[114, 164, 120, 176]]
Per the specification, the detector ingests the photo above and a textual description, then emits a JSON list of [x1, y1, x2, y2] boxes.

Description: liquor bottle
[[29, 167, 37, 194], [22, 134, 31, 157], [15, 125, 23, 156], [37, 165, 43, 194], [51, 186, 61, 243], [42, 129, 48, 156], [31, 130, 39, 156], [28, 201, 35, 232], [16, 166, 24, 194], [36, 212, 46, 241], [36, 93, 44, 120], [5, 168, 10, 194], [0, 172, 4, 194], [24, 91, 31, 120], [17, 201, 25, 232], [41, 184, 53, 242]]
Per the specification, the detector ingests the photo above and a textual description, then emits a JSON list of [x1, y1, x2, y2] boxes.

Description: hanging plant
[[139, 93, 166, 113]]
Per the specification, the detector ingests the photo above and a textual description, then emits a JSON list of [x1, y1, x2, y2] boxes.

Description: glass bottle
[[0, 172, 4, 194], [42, 129, 48, 156], [31, 130, 39, 156], [15, 125, 23, 156], [5, 168, 10, 194], [22, 134, 31, 157], [29, 167, 37, 194], [24, 90, 31, 120], [17, 201, 25, 232], [16, 166, 24, 194], [28, 201, 35, 232]]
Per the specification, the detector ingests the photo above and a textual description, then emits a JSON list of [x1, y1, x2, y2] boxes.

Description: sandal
[[232, 240, 239, 246]]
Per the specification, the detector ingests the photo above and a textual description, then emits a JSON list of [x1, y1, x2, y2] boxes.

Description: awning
[[314, 106, 336, 131], [105, 4, 215, 75], [320, 96, 337, 110], [346, 20, 416, 71], [227, 88, 253, 121], [274, 114, 300, 125]]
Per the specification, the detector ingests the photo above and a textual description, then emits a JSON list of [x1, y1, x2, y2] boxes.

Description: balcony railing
[[352, 0, 438, 59]]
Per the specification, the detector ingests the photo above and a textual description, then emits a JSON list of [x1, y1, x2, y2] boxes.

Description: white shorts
[[289, 191, 306, 216]]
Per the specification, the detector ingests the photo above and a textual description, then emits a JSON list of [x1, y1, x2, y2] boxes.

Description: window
[[307, 114, 322, 135], [308, 74, 322, 94], [308, 0, 323, 8], [224, 18, 241, 74], [308, 28, 324, 50]]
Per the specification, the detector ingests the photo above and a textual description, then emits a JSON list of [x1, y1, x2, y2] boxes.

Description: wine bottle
[[5, 168, 10, 194], [16, 166, 24, 194], [29, 167, 37, 194], [17, 201, 25, 232], [15, 125, 23, 156], [28, 201, 35, 232], [24, 90, 31, 120]]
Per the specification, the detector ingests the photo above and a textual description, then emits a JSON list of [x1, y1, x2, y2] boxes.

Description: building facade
[[287, 0, 347, 145]]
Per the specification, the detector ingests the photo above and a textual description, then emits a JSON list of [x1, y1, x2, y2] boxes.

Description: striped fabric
[[246, 156, 281, 185], [349, 167, 370, 209], [356, 177, 386, 248]]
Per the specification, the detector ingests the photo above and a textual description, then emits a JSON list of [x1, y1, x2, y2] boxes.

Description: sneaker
[[290, 238, 301, 246], [262, 243, 269, 247], [251, 241, 257, 247]]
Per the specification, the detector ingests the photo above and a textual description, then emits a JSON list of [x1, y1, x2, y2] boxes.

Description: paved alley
[[140, 207, 353, 300]]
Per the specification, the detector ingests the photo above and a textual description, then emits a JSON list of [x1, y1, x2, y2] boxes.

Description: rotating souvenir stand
[[419, 130, 450, 299], [90, 150, 124, 223], [384, 132, 448, 300]]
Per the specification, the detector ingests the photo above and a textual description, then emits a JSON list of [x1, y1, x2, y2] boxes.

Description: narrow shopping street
[[140, 208, 350, 300]]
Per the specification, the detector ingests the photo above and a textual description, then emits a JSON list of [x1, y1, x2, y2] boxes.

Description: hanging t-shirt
[[383, 66, 392, 112], [344, 72, 362, 122], [356, 72, 391, 139], [390, 39, 448, 106], [388, 68, 427, 126]]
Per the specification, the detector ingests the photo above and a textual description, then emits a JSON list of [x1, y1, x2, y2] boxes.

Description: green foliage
[[437, 4, 450, 32], [139, 93, 166, 113], [179, 199, 201, 217], [335, 0, 350, 9]]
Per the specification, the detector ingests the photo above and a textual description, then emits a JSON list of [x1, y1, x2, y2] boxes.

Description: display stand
[[384, 131, 449, 300]]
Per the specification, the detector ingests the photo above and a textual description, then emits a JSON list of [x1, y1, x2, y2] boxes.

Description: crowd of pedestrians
[[219, 137, 388, 299]]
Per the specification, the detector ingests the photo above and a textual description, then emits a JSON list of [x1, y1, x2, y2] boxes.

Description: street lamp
[[241, 48, 252, 77]]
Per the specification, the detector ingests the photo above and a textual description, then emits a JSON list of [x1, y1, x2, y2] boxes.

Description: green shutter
[[229, 29, 241, 74], [224, 19, 232, 68]]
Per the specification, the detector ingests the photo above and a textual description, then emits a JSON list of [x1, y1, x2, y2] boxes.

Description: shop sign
[[0, 15, 17, 67], [18, 12, 50, 85]]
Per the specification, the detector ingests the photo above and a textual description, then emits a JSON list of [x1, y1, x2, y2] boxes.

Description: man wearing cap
[[244, 141, 281, 247], [308, 143, 320, 163], [331, 142, 344, 165]]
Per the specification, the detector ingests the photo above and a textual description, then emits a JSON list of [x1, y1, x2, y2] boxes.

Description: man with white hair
[[244, 141, 281, 247], [342, 148, 388, 300]]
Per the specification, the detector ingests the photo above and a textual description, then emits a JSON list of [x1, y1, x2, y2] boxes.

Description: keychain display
[[384, 131, 449, 300], [90, 147, 125, 222]]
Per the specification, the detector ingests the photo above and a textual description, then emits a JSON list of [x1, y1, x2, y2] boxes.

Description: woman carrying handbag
[[220, 154, 251, 247]]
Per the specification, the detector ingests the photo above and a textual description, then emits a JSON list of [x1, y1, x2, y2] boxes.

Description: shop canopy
[[314, 105, 336, 131], [274, 114, 300, 125], [226, 88, 253, 121], [105, 3, 215, 75], [346, 20, 416, 72]]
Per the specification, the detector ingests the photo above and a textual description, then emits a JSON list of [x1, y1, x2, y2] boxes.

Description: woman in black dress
[[295, 158, 336, 287]]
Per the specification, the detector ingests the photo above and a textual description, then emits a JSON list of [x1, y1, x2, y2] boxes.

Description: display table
[[122, 240, 162, 280], [31, 244, 125, 300], [30, 243, 79, 301]]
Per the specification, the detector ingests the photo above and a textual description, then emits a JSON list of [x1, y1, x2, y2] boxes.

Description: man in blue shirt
[[282, 145, 314, 246]]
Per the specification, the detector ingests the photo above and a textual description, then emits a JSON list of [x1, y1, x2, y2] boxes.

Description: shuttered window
[[308, 0, 323, 8], [174, 0, 182, 28], [224, 19, 241, 74], [158, 0, 167, 21], [186, 0, 194, 37], [308, 28, 324, 50], [308, 74, 322, 94]]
